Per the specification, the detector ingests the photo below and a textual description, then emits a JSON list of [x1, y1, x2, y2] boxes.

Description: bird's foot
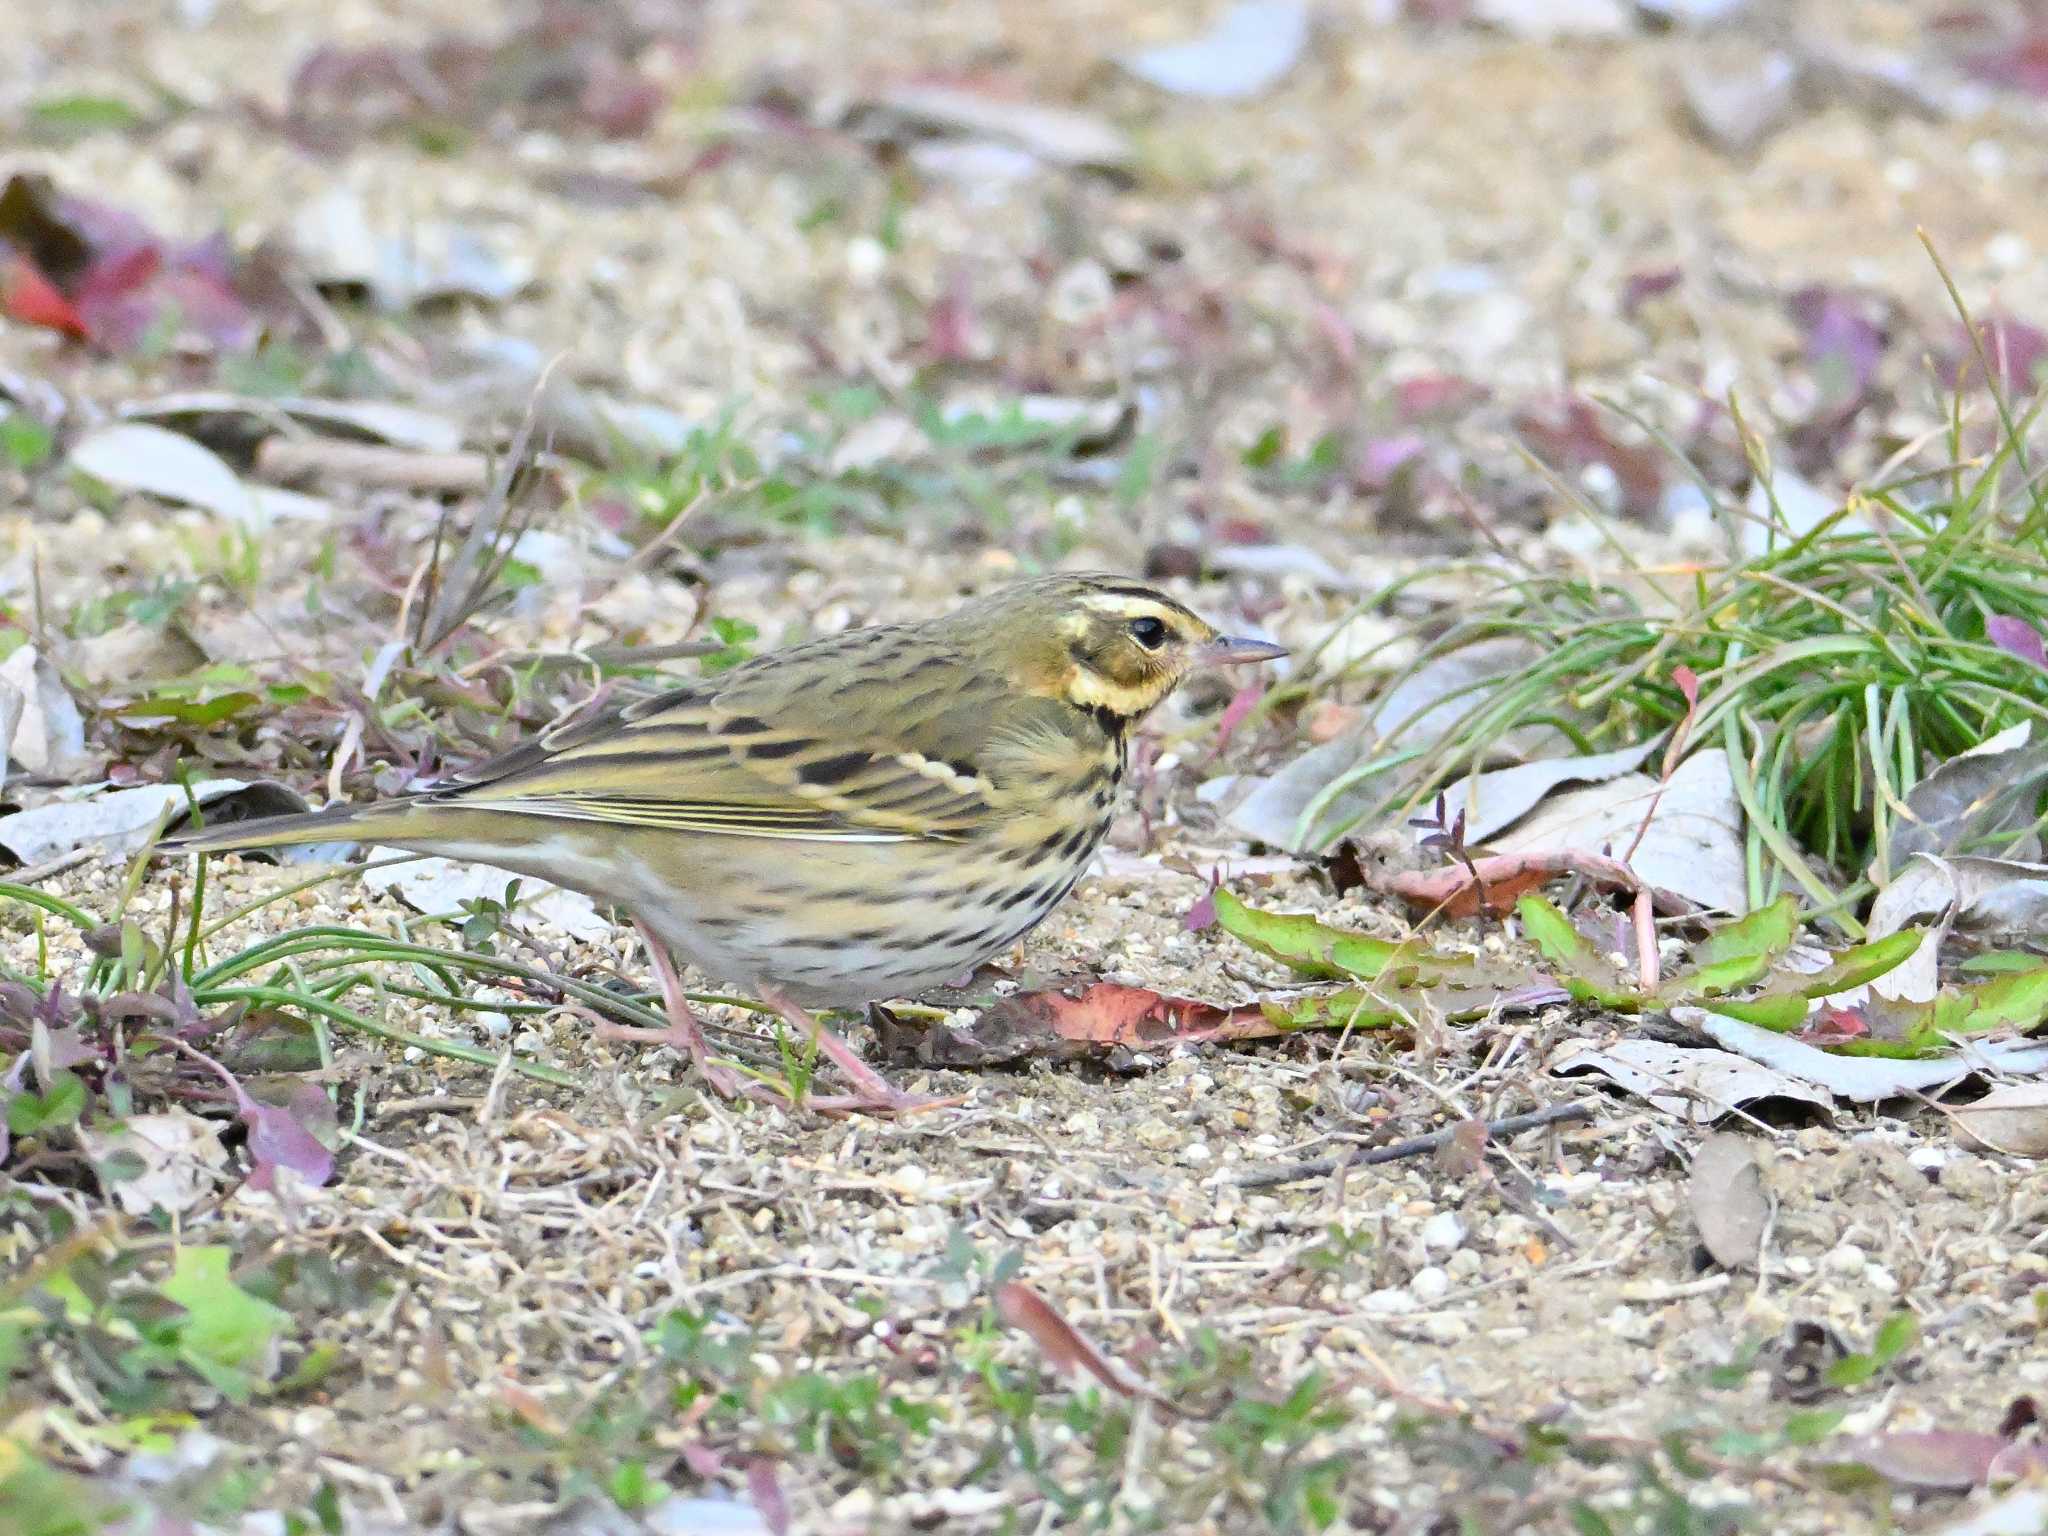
[[609, 919, 752, 1100], [593, 1017, 752, 1100]]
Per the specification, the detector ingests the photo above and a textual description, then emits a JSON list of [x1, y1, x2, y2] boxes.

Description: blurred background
[[7, 0, 2048, 635]]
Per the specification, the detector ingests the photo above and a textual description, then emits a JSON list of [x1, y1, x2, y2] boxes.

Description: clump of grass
[[1292, 290, 2048, 927]]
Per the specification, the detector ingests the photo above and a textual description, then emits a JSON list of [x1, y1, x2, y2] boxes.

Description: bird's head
[[970, 574, 1287, 725]]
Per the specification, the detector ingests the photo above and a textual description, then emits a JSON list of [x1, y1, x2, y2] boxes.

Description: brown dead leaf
[[1689, 1131, 1770, 1271], [994, 1282, 1174, 1413], [1944, 1082, 2048, 1158]]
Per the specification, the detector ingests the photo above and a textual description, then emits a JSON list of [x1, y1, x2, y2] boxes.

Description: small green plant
[[1285, 267, 2048, 921], [0, 413, 54, 471]]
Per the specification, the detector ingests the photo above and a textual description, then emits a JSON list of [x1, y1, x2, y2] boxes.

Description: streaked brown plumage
[[162, 574, 1285, 1109]]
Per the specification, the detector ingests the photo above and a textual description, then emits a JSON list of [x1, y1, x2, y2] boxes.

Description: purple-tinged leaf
[[1355, 434, 1426, 487], [746, 1458, 791, 1536], [1948, 316, 2048, 394], [1829, 1429, 2009, 1490], [1988, 614, 2048, 670], [158, 1037, 335, 1190], [1789, 285, 1887, 401], [240, 1083, 335, 1192], [1621, 267, 1682, 315], [1185, 870, 1221, 933]]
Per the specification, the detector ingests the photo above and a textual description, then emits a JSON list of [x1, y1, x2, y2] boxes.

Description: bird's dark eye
[[1128, 616, 1168, 650]]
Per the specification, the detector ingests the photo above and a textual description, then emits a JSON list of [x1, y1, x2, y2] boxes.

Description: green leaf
[[6, 1072, 86, 1136], [1667, 895, 1800, 997], [1242, 425, 1286, 468], [1257, 990, 1405, 1031], [1517, 894, 1594, 971], [1701, 930, 1924, 1033], [1781, 1407, 1847, 1446], [1516, 895, 1642, 1008], [310, 1482, 344, 1536], [1703, 994, 1808, 1030], [159, 1246, 290, 1401], [1213, 888, 1411, 981], [1824, 1311, 1917, 1389], [275, 1343, 343, 1394], [0, 416, 54, 472], [1959, 963, 2048, 1033], [1788, 930, 1921, 997], [26, 93, 144, 141], [1869, 1310, 1918, 1366], [0, 1437, 118, 1536]]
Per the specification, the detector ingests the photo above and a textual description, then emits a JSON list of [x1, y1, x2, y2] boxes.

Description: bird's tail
[[157, 799, 457, 858]]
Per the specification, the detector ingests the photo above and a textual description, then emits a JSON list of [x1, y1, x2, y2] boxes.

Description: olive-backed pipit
[[163, 574, 1285, 1109]]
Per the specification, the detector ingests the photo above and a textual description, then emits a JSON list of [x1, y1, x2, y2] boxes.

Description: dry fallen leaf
[[360, 852, 611, 942], [70, 422, 329, 529], [1688, 1131, 1771, 1271], [995, 1282, 1173, 1412], [1119, 0, 1310, 101], [905, 981, 1272, 1068], [1551, 1037, 1830, 1121], [80, 1108, 229, 1216], [1944, 1082, 2048, 1157], [0, 645, 87, 777]]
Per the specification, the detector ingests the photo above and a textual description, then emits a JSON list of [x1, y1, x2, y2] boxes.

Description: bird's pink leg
[[593, 921, 749, 1099], [754, 985, 948, 1113]]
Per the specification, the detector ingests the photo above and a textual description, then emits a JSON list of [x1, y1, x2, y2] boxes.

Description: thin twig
[[7, 848, 93, 886], [1229, 1101, 1598, 1190]]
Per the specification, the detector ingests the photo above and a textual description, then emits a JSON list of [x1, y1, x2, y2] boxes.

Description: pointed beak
[[1194, 634, 1289, 667]]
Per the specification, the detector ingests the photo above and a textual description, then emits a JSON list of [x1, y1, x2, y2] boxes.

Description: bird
[[159, 573, 1286, 1111]]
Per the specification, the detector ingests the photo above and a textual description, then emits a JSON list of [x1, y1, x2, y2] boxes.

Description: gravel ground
[[5, 2, 2047, 1532]]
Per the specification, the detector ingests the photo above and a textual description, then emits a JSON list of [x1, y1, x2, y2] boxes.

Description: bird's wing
[[428, 633, 1021, 842]]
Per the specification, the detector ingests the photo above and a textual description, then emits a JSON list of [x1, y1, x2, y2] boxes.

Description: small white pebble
[[844, 237, 887, 284], [476, 1011, 511, 1040], [1420, 1211, 1467, 1255], [1907, 1146, 1947, 1176], [1409, 1266, 1451, 1303], [1822, 1243, 1868, 1278], [512, 1030, 543, 1055], [1420, 1314, 1470, 1344], [1988, 232, 2032, 271]]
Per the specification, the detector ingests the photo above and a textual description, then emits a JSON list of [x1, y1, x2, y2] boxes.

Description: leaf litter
[[7, 0, 2048, 1527]]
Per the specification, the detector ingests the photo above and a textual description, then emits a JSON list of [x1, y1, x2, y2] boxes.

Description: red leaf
[[1394, 372, 1487, 421], [1947, 316, 2048, 394], [1514, 398, 1665, 518], [2, 253, 88, 338], [1797, 1006, 1870, 1046], [910, 982, 1273, 1068], [1964, 31, 2048, 94]]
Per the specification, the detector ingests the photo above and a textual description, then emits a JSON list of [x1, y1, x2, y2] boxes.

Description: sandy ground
[[5, 1, 2048, 1532]]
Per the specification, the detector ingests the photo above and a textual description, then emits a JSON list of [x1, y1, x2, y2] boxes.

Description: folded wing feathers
[[440, 696, 999, 843]]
